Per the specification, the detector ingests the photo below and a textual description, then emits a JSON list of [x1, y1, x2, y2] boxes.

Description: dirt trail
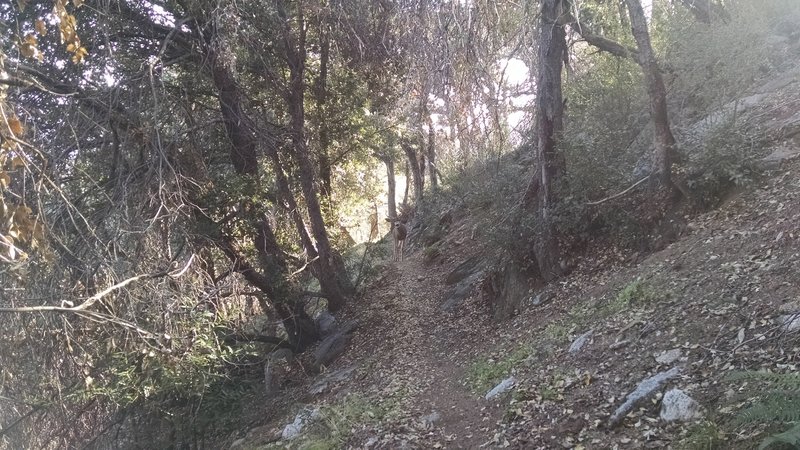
[[341, 250, 501, 449]]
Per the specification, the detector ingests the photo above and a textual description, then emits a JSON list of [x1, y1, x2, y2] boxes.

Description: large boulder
[[312, 321, 357, 371]]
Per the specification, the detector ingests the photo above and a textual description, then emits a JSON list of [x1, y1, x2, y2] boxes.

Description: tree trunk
[[384, 157, 397, 219], [403, 161, 410, 206], [278, 0, 353, 311], [204, 21, 322, 349], [402, 142, 424, 204], [209, 40, 258, 175], [422, 100, 438, 191], [625, 0, 676, 190], [525, 0, 568, 281], [314, 14, 333, 205]]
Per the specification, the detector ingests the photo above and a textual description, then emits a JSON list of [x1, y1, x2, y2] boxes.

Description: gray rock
[[757, 144, 800, 171], [569, 330, 594, 354], [660, 388, 703, 422], [282, 407, 320, 440], [445, 256, 483, 285], [485, 376, 516, 400], [313, 322, 357, 370], [655, 348, 682, 365], [230, 438, 245, 449], [483, 262, 529, 320], [779, 313, 800, 333], [314, 310, 337, 336], [608, 367, 682, 428], [421, 411, 441, 429], [441, 271, 483, 311], [309, 366, 356, 395], [530, 292, 550, 306]]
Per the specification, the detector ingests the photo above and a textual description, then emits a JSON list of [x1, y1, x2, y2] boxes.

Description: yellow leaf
[[7, 117, 24, 136], [0, 172, 10, 189], [11, 156, 25, 169], [66, 43, 76, 52], [73, 0, 84, 7], [35, 19, 47, 36], [24, 34, 38, 46]]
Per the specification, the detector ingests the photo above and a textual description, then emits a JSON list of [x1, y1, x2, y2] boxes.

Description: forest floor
[[235, 157, 800, 449]]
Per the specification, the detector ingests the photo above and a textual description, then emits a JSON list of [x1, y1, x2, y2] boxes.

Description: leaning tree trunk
[[206, 34, 320, 351], [625, 0, 676, 191], [525, 0, 568, 281], [402, 142, 424, 204], [403, 161, 410, 206], [278, 0, 353, 311]]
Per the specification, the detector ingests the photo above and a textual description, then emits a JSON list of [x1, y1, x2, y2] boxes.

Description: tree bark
[[403, 161, 410, 206], [277, 0, 353, 311], [422, 99, 438, 191], [402, 141, 424, 204], [383, 157, 397, 219], [625, 0, 676, 189], [209, 39, 259, 175], [525, 0, 568, 281], [314, 12, 333, 204]]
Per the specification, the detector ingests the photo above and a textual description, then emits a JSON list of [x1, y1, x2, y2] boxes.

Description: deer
[[385, 218, 408, 262]]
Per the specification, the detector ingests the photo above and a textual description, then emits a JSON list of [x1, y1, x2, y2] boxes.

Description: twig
[[0, 256, 195, 314], [586, 175, 650, 206], [290, 255, 319, 277]]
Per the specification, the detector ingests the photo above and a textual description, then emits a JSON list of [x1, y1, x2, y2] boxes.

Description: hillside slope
[[227, 149, 800, 449]]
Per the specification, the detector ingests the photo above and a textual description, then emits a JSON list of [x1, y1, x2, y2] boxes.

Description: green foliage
[[663, 0, 800, 118], [614, 279, 657, 309], [759, 424, 800, 450], [272, 394, 403, 450], [726, 371, 800, 449], [684, 122, 760, 208], [465, 345, 531, 394], [679, 421, 726, 450]]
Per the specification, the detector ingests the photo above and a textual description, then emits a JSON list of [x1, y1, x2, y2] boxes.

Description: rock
[[655, 348, 682, 365], [282, 407, 320, 440], [569, 330, 593, 354], [421, 411, 441, 429], [312, 322, 357, 370], [365, 437, 379, 448], [485, 376, 516, 400], [441, 271, 483, 311], [608, 367, 682, 428], [757, 144, 800, 171], [264, 362, 280, 397], [230, 438, 245, 449], [309, 366, 356, 395], [779, 313, 800, 333], [314, 310, 337, 336], [445, 256, 483, 285], [530, 292, 550, 306], [660, 388, 703, 422], [482, 262, 529, 320]]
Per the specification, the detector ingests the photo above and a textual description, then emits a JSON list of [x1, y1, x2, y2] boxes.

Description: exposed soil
[[233, 158, 800, 449]]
